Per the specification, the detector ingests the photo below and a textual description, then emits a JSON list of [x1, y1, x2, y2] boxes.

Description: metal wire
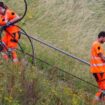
[[20, 32, 90, 66]]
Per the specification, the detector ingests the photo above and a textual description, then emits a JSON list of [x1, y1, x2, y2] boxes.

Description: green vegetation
[[0, 61, 92, 105], [1, 0, 105, 104]]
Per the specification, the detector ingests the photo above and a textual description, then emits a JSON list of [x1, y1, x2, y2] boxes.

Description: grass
[[1, 0, 105, 104], [0, 61, 92, 105]]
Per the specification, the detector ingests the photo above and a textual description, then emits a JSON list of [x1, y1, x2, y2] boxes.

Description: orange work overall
[[90, 40, 105, 100], [0, 9, 20, 62]]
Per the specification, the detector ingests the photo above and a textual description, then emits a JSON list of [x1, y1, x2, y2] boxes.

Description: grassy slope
[[1, 0, 105, 104], [5, 0, 105, 57], [22, 0, 104, 86], [25, 0, 105, 58]]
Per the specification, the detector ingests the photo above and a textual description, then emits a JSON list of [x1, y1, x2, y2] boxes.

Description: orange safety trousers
[[2, 31, 20, 62], [93, 73, 105, 99]]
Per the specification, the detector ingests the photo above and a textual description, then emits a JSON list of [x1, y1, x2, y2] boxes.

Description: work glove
[[6, 22, 11, 27], [1, 22, 11, 30]]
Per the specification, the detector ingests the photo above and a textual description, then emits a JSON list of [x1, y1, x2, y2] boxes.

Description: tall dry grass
[[1, 0, 105, 104]]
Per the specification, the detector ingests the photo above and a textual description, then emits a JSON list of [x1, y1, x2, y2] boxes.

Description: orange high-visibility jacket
[[90, 40, 105, 73], [0, 9, 20, 33]]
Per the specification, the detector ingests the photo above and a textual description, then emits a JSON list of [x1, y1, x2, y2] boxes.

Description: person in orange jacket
[[0, 2, 21, 63], [90, 31, 105, 104]]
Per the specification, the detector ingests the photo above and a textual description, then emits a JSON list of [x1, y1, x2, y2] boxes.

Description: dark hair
[[98, 31, 105, 38], [0, 2, 8, 9]]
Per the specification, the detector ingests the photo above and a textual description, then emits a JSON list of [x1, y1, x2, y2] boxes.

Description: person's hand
[[6, 22, 11, 27], [1, 22, 11, 30]]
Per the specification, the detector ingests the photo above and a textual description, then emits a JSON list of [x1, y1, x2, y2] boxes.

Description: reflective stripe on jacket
[[90, 40, 105, 73]]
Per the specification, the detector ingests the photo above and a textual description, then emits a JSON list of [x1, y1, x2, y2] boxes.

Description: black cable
[[18, 32, 98, 88], [3, 29, 24, 52], [17, 49, 98, 89], [35, 58, 98, 88], [0, 0, 28, 61], [1, 26, 35, 64], [0, 0, 27, 34], [15, 25, 35, 64], [0, 0, 27, 39], [0, 0, 98, 90], [13, 0, 27, 24], [6, 0, 27, 26]]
